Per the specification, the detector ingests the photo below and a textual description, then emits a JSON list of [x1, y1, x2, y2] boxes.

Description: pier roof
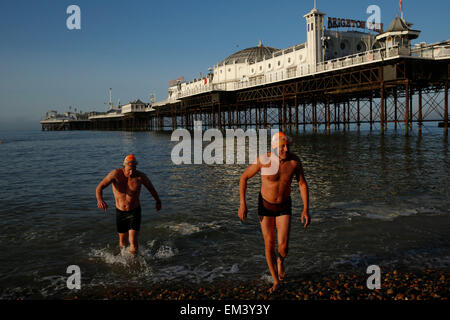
[[377, 16, 420, 40], [219, 41, 280, 65]]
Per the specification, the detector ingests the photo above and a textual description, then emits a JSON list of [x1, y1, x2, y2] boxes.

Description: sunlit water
[[0, 126, 449, 298]]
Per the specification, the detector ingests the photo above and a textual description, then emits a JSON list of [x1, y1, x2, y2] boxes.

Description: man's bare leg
[[118, 233, 129, 249], [129, 229, 139, 255], [276, 215, 291, 281], [259, 216, 279, 293]]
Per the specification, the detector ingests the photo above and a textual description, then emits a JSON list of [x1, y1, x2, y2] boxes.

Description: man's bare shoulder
[[107, 168, 124, 180], [288, 153, 302, 165], [111, 168, 122, 176], [135, 170, 149, 180]]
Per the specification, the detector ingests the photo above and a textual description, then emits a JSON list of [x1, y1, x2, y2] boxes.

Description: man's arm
[[295, 160, 310, 229], [96, 169, 116, 211], [141, 173, 161, 211], [238, 157, 262, 222]]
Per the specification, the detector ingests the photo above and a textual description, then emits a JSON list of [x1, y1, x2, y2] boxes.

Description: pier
[[42, 52, 450, 135], [41, 8, 450, 135], [152, 53, 450, 136]]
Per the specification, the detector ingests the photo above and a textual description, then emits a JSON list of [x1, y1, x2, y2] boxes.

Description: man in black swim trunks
[[238, 132, 310, 293], [96, 154, 161, 255]]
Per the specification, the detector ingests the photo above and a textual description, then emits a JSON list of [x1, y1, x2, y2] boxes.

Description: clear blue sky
[[1, 0, 449, 130]]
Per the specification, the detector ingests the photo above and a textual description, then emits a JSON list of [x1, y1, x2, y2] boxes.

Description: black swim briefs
[[116, 206, 142, 233], [258, 192, 292, 217]]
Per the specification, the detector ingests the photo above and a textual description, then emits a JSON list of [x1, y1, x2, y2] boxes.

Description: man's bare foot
[[129, 246, 138, 256], [269, 282, 280, 294], [277, 257, 286, 281]]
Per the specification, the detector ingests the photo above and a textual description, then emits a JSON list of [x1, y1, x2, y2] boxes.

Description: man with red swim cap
[[96, 154, 161, 255], [238, 132, 310, 293]]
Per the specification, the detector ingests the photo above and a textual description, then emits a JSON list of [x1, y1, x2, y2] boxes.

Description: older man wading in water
[[96, 154, 161, 255], [238, 132, 310, 293]]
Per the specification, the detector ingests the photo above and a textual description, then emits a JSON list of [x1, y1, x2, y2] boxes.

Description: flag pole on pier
[[400, 0, 404, 20]]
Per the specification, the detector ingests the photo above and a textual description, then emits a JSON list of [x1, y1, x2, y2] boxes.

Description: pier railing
[[177, 46, 400, 98], [172, 42, 450, 101]]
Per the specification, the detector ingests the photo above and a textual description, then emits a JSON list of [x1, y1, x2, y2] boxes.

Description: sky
[[0, 0, 449, 130]]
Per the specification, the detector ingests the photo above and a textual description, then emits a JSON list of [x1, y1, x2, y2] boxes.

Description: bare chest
[[113, 177, 141, 194], [261, 161, 296, 183]]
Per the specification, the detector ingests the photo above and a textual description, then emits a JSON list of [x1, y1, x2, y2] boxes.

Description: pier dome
[[219, 40, 280, 65]]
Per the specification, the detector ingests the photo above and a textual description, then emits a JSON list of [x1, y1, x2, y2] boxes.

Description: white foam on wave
[[361, 206, 419, 221], [88, 246, 153, 278], [150, 263, 241, 283], [260, 274, 274, 284], [324, 202, 425, 222], [154, 245, 179, 259], [165, 221, 224, 236], [329, 253, 367, 271], [89, 240, 179, 270], [167, 222, 201, 235], [89, 246, 135, 266]]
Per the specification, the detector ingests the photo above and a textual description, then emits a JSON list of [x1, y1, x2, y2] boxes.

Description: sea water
[[0, 127, 448, 298]]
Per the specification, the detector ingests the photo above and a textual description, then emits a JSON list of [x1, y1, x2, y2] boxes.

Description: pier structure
[[41, 7, 450, 134]]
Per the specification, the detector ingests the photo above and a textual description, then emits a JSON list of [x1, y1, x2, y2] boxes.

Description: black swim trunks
[[116, 207, 142, 233], [258, 192, 292, 217]]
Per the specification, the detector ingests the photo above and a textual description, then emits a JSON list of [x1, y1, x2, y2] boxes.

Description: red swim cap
[[123, 154, 138, 166], [271, 132, 289, 149]]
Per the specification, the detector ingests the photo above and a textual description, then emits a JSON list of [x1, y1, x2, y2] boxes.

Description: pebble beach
[[64, 268, 449, 301]]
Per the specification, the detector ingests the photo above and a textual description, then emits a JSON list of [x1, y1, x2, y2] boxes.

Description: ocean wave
[[151, 263, 240, 283], [165, 221, 224, 236]]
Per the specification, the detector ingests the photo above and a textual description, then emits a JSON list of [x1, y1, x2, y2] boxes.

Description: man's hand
[[156, 200, 162, 211], [97, 200, 108, 211], [238, 204, 248, 222], [301, 210, 310, 229]]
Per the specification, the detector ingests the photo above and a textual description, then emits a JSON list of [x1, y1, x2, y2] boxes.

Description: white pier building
[[153, 5, 449, 107]]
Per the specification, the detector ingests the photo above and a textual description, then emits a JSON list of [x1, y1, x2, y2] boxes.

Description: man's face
[[274, 138, 289, 160], [123, 163, 137, 177]]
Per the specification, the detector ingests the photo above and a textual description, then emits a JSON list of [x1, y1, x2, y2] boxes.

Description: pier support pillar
[[313, 101, 317, 133], [394, 88, 398, 130], [282, 94, 287, 131], [357, 98, 360, 131], [445, 80, 449, 134], [303, 103, 306, 131], [405, 80, 410, 136], [295, 96, 299, 132], [418, 88, 423, 134], [327, 101, 331, 133], [380, 83, 385, 135]]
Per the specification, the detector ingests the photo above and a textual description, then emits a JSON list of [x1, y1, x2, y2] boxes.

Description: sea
[[0, 124, 449, 299]]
